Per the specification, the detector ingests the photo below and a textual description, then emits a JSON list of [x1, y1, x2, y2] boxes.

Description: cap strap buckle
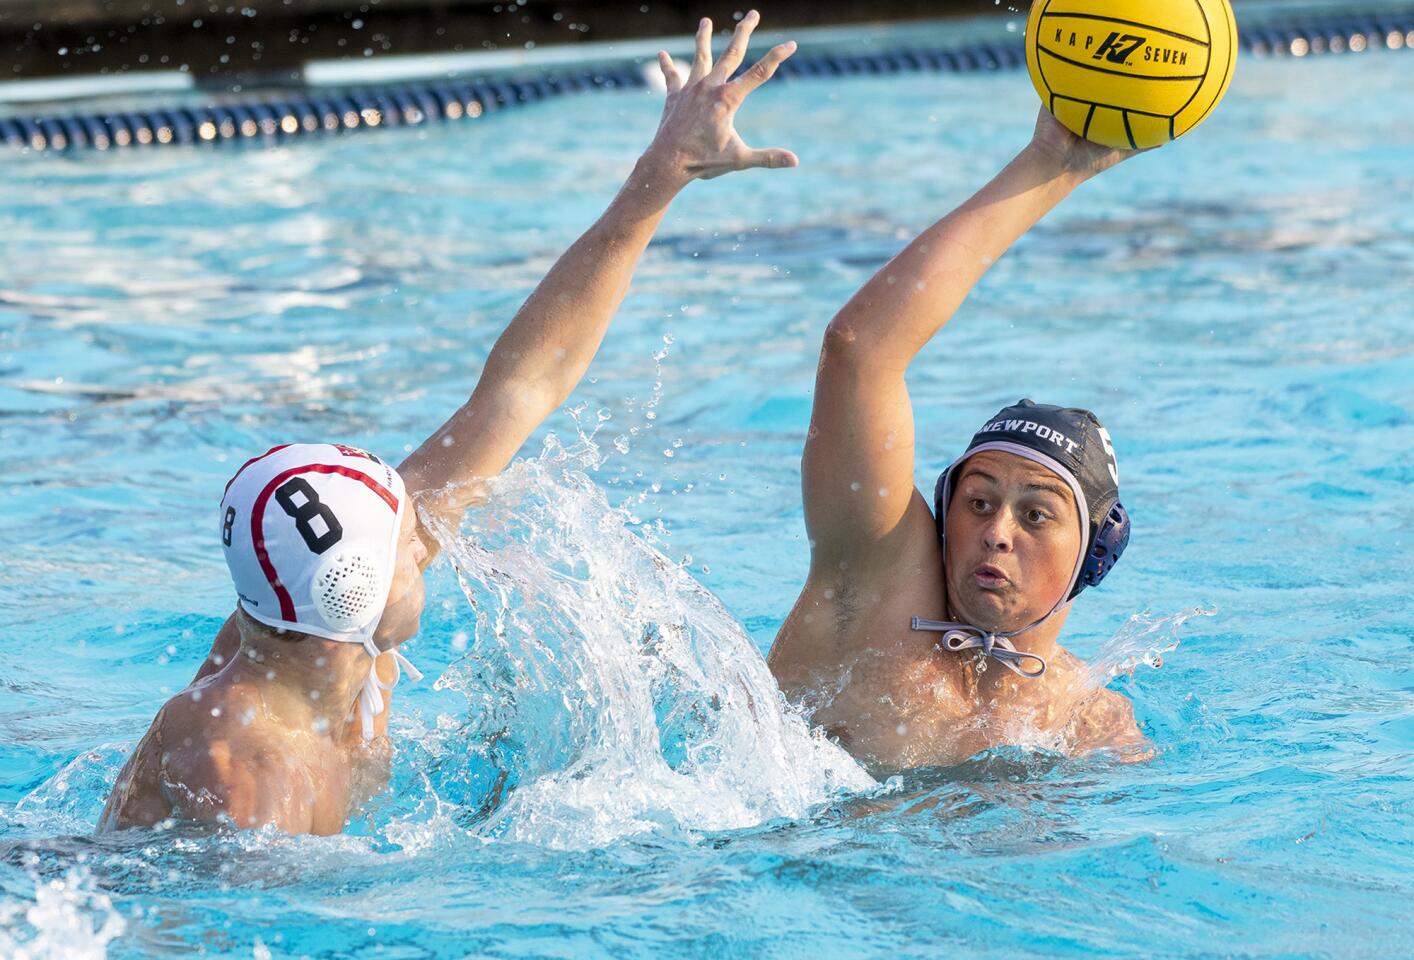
[[911, 617, 1048, 679]]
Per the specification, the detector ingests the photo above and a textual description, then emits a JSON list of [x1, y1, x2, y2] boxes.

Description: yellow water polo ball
[[1025, 0, 1238, 149]]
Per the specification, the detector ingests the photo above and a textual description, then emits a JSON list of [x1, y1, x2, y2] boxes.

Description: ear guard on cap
[[311, 549, 384, 633], [1072, 500, 1129, 600]]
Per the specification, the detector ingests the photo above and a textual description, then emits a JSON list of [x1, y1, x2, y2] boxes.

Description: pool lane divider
[[3, 9, 1412, 154]]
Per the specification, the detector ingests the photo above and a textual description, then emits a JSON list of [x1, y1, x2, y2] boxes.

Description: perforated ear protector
[[311, 550, 383, 632], [1075, 501, 1130, 599]]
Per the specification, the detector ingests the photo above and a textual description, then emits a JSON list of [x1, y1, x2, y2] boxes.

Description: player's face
[[944, 451, 1083, 633], [375, 506, 428, 647]]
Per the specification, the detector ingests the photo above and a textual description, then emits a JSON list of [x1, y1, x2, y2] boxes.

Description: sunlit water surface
[[2, 34, 1412, 959]]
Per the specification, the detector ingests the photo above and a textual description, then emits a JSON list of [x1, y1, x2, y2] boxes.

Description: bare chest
[[788, 584, 1084, 772]]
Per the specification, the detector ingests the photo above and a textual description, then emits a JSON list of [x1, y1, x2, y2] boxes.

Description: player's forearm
[[826, 143, 1086, 370], [475, 153, 684, 415], [402, 157, 684, 493], [402, 13, 796, 504]]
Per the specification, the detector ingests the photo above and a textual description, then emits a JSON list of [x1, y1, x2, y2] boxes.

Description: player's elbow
[[820, 319, 863, 363], [488, 375, 562, 426], [819, 318, 894, 374]]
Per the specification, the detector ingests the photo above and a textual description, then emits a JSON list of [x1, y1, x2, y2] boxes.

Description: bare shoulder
[[1065, 687, 1153, 761], [99, 707, 174, 831], [151, 688, 317, 831], [100, 685, 256, 831]]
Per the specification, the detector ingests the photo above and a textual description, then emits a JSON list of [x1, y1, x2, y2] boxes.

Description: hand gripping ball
[[1025, 0, 1238, 149]]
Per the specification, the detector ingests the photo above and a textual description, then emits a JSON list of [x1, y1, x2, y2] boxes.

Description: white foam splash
[[11, 743, 132, 836], [422, 430, 873, 850], [0, 870, 126, 960]]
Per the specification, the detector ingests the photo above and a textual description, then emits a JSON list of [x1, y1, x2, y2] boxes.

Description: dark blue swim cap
[[933, 399, 1129, 601]]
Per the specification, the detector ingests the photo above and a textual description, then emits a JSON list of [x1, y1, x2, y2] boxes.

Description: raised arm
[[194, 16, 794, 687], [400, 11, 798, 556], [800, 111, 1137, 572]]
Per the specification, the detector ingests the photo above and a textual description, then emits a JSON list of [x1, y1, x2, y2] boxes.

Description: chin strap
[[350, 637, 425, 743], [910, 617, 1048, 679]]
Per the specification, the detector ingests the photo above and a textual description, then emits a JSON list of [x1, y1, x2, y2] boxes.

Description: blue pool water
[[3, 25, 1414, 958]]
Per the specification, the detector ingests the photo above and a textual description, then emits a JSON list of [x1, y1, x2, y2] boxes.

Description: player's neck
[[949, 604, 1070, 704], [227, 623, 369, 733]]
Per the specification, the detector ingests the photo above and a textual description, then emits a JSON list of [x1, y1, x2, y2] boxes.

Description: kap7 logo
[[1092, 31, 1146, 65]]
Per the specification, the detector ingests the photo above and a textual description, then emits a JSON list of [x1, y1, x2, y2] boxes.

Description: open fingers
[[698, 146, 799, 178], [658, 51, 684, 94], [688, 17, 713, 83], [727, 40, 796, 99], [737, 146, 800, 172], [710, 9, 760, 82]]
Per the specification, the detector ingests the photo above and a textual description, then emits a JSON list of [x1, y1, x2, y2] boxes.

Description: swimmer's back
[[100, 683, 352, 835]]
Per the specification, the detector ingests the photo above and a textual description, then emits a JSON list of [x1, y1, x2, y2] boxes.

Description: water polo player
[[767, 109, 1151, 772], [99, 12, 800, 835]]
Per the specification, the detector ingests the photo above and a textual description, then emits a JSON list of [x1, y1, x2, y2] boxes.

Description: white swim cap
[[219, 442, 422, 741]]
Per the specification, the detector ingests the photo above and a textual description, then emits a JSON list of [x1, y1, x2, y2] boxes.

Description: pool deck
[[0, 0, 1410, 112], [0, 0, 1000, 87]]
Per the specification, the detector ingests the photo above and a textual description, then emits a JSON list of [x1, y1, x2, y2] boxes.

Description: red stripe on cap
[[223, 444, 293, 499], [250, 463, 401, 623]]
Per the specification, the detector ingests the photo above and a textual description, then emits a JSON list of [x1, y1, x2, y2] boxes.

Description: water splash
[[1086, 606, 1217, 686], [0, 869, 125, 960], [608, 331, 672, 462], [10, 744, 131, 837], [421, 431, 873, 850]]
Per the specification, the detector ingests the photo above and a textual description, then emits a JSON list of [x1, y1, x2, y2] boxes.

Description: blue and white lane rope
[[3, 9, 1411, 154]]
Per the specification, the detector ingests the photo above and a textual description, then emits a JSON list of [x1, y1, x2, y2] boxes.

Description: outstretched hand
[[644, 11, 798, 183], [1028, 107, 1146, 180]]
